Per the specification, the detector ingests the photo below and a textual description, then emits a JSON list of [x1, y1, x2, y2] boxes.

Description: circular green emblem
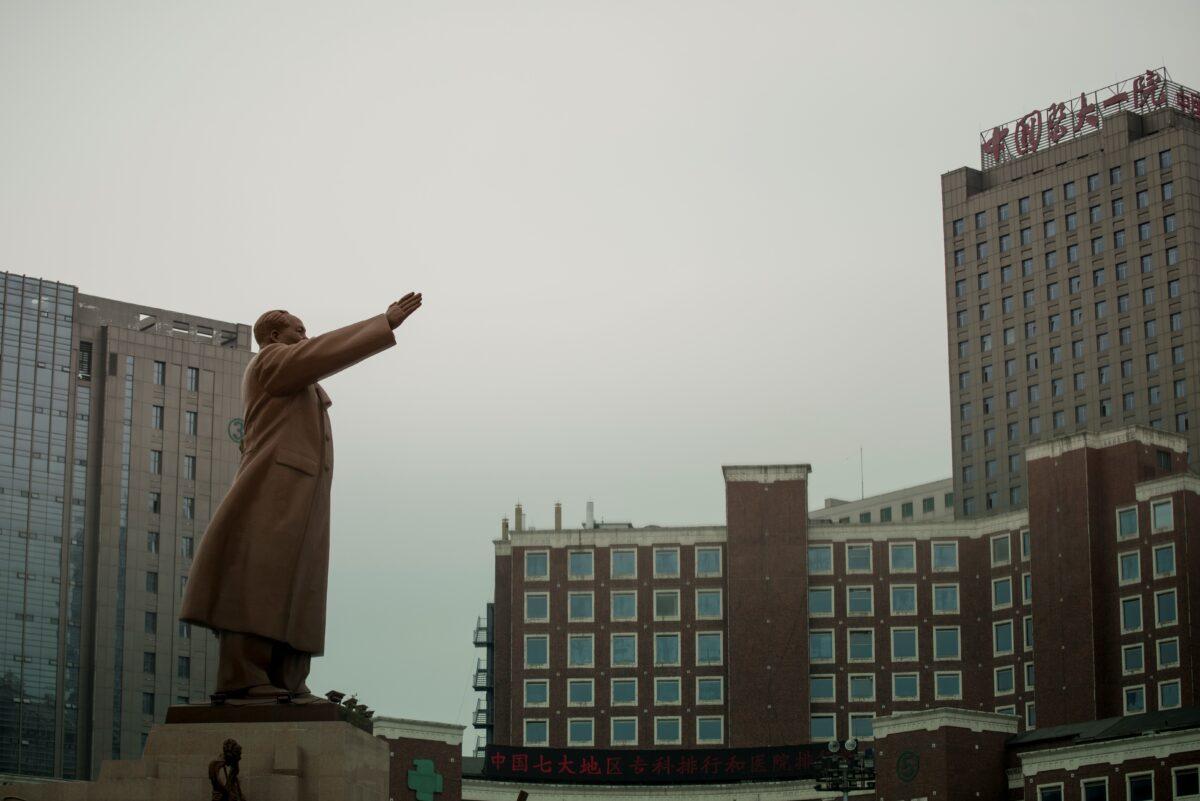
[[897, 750, 919, 783], [227, 418, 245, 443]]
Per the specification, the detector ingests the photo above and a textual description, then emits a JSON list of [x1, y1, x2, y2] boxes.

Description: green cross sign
[[407, 759, 444, 801]]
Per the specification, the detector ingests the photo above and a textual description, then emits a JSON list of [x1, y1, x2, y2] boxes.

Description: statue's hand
[[386, 292, 423, 330]]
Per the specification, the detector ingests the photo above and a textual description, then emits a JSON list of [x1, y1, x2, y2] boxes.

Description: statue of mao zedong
[[181, 292, 423, 698]]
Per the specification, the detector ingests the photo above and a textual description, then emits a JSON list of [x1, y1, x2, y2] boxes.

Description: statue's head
[[253, 310, 307, 346], [222, 739, 242, 763]]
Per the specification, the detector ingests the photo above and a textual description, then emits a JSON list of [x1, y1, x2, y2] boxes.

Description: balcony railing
[[473, 615, 492, 647], [474, 734, 488, 757], [473, 698, 492, 728], [472, 658, 491, 691]]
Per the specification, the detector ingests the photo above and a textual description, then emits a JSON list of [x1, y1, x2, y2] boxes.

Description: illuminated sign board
[[980, 68, 1200, 168]]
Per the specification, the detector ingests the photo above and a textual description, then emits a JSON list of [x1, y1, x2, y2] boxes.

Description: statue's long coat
[[181, 314, 395, 655]]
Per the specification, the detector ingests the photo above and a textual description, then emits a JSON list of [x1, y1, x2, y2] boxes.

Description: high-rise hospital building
[[0, 272, 251, 779]]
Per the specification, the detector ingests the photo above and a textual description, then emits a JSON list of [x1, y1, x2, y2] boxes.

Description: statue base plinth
[[1, 718, 388, 801], [165, 697, 374, 734]]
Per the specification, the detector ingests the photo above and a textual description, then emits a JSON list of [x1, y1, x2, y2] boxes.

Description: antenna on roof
[[860, 446, 865, 500]]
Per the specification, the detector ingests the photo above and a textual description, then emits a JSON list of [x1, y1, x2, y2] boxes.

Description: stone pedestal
[[2, 714, 389, 801]]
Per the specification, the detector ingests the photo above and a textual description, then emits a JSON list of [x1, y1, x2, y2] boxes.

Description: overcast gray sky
[[3, 0, 1199, 743]]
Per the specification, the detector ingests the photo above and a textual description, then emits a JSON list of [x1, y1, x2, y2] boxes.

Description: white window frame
[[695, 546, 722, 578], [524, 679, 549, 707], [892, 672, 919, 701], [809, 674, 836, 703], [610, 590, 637, 622], [932, 582, 960, 614], [654, 632, 681, 667], [567, 717, 595, 746], [809, 586, 835, 618], [1151, 498, 1174, 533], [808, 543, 834, 575], [1152, 543, 1176, 578], [654, 676, 681, 706], [696, 715, 725, 745], [1121, 595, 1144, 634], [1117, 550, 1141, 586], [1158, 679, 1182, 710], [653, 589, 681, 622], [994, 665, 1015, 696], [888, 541, 916, 573], [1116, 506, 1140, 540], [933, 625, 961, 661], [567, 591, 595, 622], [653, 716, 682, 745], [1125, 771, 1154, 801], [610, 717, 638, 746], [934, 670, 963, 700], [889, 583, 918, 616], [932, 540, 959, 572], [847, 672, 875, 702], [810, 714, 837, 742], [568, 633, 595, 668], [524, 550, 549, 581], [995, 704, 1016, 716], [523, 718, 549, 746], [696, 676, 724, 705], [653, 547, 681, 578], [848, 713, 875, 741], [846, 585, 874, 617], [1037, 782, 1063, 801], [847, 628, 875, 663], [810, 629, 835, 664], [1079, 777, 1108, 801], [1020, 528, 1031, 561], [1157, 637, 1180, 669], [890, 627, 918, 662], [567, 678, 594, 707], [568, 549, 595, 580], [610, 677, 638, 706], [696, 631, 723, 666], [1024, 660, 1035, 690], [1170, 765, 1199, 800], [1021, 572, 1032, 605], [1024, 615, 1034, 652], [524, 634, 549, 669], [695, 588, 723, 620], [524, 592, 550, 623], [610, 632, 637, 668], [992, 576, 1013, 610], [1123, 684, 1147, 715], [845, 543, 873, 574], [1025, 701, 1036, 729], [990, 532, 1012, 566], [1154, 589, 1178, 628], [610, 548, 637, 580], [1122, 643, 1145, 675], [993, 620, 1015, 656]]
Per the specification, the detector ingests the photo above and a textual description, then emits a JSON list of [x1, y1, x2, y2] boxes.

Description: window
[[999, 234, 1011, 253], [1139, 221, 1151, 241], [610, 548, 636, 578], [568, 550, 594, 579], [153, 360, 166, 385], [934, 626, 961, 660], [611, 678, 637, 705], [653, 590, 679, 621], [695, 677, 723, 705], [143, 651, 156, 674], [932, 542, 958, 572], [653, 548, 679, 577], [569, 591, 595, 621], [879, 506, 893, 522], [955, 279, 966, 298], [185, 366, 199, 392], [1155, 589, 1177, 627], [1142, 253, 1154, 273], [1153, 544, 1176, 578], [1162, 181, 1174, 201], [1021, 258, 1033, 277], [568, 634, 594, 667], [992, 577, 1012, 609], [696, 588, 722, 619], [696, 546, 722, 577], [810, 715, 835, 741], [182, 496, 195, 520], [849, 714, 874, 740], [1121, 596, 1143, 633], [809, 630, 834, 662], [1135, 157, 1147, 177], [1063, 181, 1076, 201], [891, 627, 917, 661], [1038, 784, 1064, 801], [975, 210, 988, 228], [1172, 766, 1199, 799], [184, 410, 198, 436], [183, 454, 196, 481], [1024, 289, 1035, 308], [890, 585, 916, 615], [1047, 282, 1059, 300], [142, 692, 155, 716], [523, 720, 548, 746], [1020, 529, 1031, 560], [610, 718, 637, 745], [1159, 637, 1180, 669], [1042, 188, 1055, 207], [151, 404, 164, 430], [1137, 188, 1150, 209], [847, 586, 873, 616], [524, 635, 548, 668], [611, 591, 636, 621], [1019, 195, 1031, 214], [147, 531, 159, 553], [654, 717, 681, 745], [1151, 499, 1173, 532], [1024, 616, 1034, 650], [146, 571, 158, 593], [145, 611, 157, 634], [525, 551, 549, 580], [1119, 551, 1140, 585], [848, 629, 874, 662], [952, 218, 965, 236], [845, 544, 872, 573], [848, 673, 874, 701], [1067, 243, 1079, 263], [1045, 251, 1058, 270], [991, 533, 1011, 566], [696, 716, 724, 744], [1124, 687, 1147, 715], [1159, 149, 1172, 169], [923, 497, 935, 513], [901, 501, 913, 519], [696, 632, 722, 665], [993, 620, 1014, 655], [610, 633, 636, 666], [1123, 643, 1145, 675], [524, 680, 548, 707], [1159, 679, 1182, 710], [178, 656, 190, 679], [654, 633, 680, 666], [654, 677, 680, 705], [892, 672, 918, 701], [809, 586, 834, 617], [566, 718, 594, 746], [179, 620, 190, 639], [1072, 340, 1084, 358], [1024, 661, 1035, 691], [995, 666, 1015, 695], [524, 592, 549, 622], [807, 544, 833, 574], [935, 671, 962, 700]]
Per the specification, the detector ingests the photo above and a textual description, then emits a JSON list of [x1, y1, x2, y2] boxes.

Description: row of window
[[807, 533, 1028, 575], [143, 613, 194, 639], [810, 668, 997, 704], [809, 621, 1026, 663], [1123, 679, 1184, 716], [1117, 543, 1179, 584], [523, 676, 724, 708], [523, 588, 722, 623], [952, 153, 1175, 236], [834, 492, 955, 524], [961, 397, 1191, 439], [151, 360, 201, 392], [959, 309, 1185, 362], [1036, 764, 1198, 801], [144, 571, 187, 598], [146, 491, 197, 519], [809, 575, 1029, 617], [524, 546, 722, 581], [145, 530, 194, 559], [953, 247, 1183, 300], [1121, 637, 1181, 676], [1119, 589, 1180, 632], [523, 632, 723, 669], [141, 652, 190, 679], [148, 450, 198, 479], [522, 715, 724, 747], [957, 277, 1182, 330], [149, 405, 200, 435], [960, 347, 1187, 404]]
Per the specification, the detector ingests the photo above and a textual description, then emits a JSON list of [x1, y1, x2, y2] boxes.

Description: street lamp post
[[814, 738, 875, 800]]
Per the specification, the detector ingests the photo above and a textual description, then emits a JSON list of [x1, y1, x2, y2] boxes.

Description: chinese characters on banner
[[980, 69, 1199, 168], [483, 744, 830, 784]]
